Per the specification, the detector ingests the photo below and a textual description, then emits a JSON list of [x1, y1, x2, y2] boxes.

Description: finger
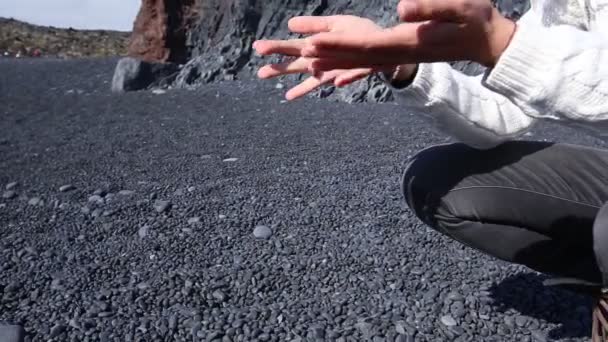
[[287, 15, 355, 34], [285, 70, 343, 100], [288, 16, 331, 34], [310, 57, 402, 72], [398, 0, 474, 22], [306, 24, 419, 55], [334, 68, 373, 87], [257, 57, 310, 79], [253, 38, 308, 56]]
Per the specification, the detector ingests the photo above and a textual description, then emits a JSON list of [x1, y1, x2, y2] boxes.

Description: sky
[[0, 0, 140, 31]]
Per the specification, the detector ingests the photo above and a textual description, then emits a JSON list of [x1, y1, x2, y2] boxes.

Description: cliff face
[[127, 0, 197, 64], [116, 0, 530, 101]]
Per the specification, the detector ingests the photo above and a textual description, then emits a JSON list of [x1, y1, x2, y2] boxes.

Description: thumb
[[398, 0, 475, 23]]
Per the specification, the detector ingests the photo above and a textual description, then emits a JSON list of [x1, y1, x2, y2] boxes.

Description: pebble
[[394, 321, 408, 335], [515, 316, 528, 327], [88, 195, 104, 203], [59, 184, 75, 192], [188, 217, 201, 224], [212, 290, 227, 302], [223, 158, 238, 162], [138, 225, 149, 238], [2, 190, 16, 199], [275, 83, 285, 89], [253, 225, 272, 239], [530, 329, 547, 342], [152, 89, 166, 95], [440, 315, 457, 327], [5, 182, 18, 190], [50, 324, 67, 338], [154, 200, 171, 213], [93, 189, 107, 196], [0, 325, 24, 342], [447, 291, 464, 302], [28, 197, 41, 206]]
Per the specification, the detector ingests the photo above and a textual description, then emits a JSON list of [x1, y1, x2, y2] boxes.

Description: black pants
[[402, 141, 608, 284]]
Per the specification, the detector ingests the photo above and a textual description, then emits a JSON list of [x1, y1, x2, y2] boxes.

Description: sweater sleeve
[[482, 0, 608, 140], [380, 10, 539, 149]]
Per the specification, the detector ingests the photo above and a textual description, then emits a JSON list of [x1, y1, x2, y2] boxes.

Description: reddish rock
[[127, 0, 197, 64]]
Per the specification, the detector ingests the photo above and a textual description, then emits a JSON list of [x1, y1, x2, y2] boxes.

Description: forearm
[[381, 62, 536, 149]]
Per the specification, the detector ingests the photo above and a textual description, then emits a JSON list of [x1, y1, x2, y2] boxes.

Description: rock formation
[[113, 0, 530, 102], [127, 0, 197, 63]]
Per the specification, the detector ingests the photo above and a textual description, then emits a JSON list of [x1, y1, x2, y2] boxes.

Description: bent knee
[[401, 142, 483, 225]]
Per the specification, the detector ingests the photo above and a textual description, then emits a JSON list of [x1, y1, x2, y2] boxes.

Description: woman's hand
[[253, 15, 401, 101], [301, 0, 516, 70]]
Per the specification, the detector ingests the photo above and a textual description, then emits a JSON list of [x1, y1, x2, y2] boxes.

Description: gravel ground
[[1, 58, 608, 342]]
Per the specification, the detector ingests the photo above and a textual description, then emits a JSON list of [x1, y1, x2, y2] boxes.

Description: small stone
[[154, 200, 171, 213], [5, 281, 19, 292], [188, 217, 201, 224], [50, 324, 67, 338], [253, 225, 272, 239], [0, 325, 24, 342], [515, 315, 528, 327], [169, 314, 178, 331], [447, 291, 464, 302], [28, 197, 41, 206], [59, 184, 75, 192], [2, 191, 16, 199], [93, 189, 107, 196], [212, 290, 227, 302], [137, 282, 150, 290], [440, 315, 457, 327], [218, 214, 226, 219], [395, 335, 409, 342], [5, 182, 18, 190], [223, 158, 238, 162], [138, 225, 149, 238], [275, 83, 285, 89], [187, 186, 196, 192], [355, 322, 373, 338], [88, 195, 104, 203], [394, 321, 408, 335], [152, 89, 166, 95], [530, 329, 547, 342], [118, 190, 135, 196]]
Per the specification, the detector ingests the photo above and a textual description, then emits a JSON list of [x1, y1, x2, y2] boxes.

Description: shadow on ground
[[489, 273, 595, 340]]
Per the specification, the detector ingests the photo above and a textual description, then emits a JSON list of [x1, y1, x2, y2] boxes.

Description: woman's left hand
[[302, 0, 516, 70]]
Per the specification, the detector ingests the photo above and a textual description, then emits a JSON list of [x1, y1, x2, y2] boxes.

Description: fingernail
[[398, 0, 418, 18]]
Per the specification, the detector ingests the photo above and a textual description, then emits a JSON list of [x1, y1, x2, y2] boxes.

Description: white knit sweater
[[383, 0, 608, 149]]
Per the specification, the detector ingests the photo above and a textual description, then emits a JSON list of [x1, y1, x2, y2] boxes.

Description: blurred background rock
[[0, 17, 129, 59]]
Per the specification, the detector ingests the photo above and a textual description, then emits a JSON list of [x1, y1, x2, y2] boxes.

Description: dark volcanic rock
[[112, 57, 180, 92], [127, 0, 198, 63], [116, 0, 530, 101]]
